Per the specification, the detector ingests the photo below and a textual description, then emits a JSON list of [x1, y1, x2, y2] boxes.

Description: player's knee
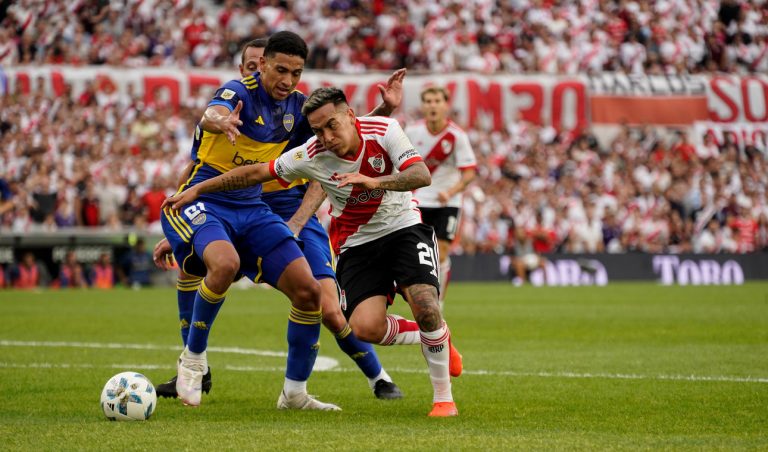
[[290, 278, 321, 309], [355, 328, 384, 343], [349, 318, 385, 343], [207, 254, 240, 280], [321, 309, 347, 333], [410, 293, 442, 332]]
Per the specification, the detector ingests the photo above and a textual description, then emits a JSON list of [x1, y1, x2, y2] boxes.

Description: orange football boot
[[448, 338, 463, 377], [428, 401, 459, 417]]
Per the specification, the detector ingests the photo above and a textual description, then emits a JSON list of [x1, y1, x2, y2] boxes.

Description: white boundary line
[[1, 340, 766, 384], [0, 339, 339, 371]]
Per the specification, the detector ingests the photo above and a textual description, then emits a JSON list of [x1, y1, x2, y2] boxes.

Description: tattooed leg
[[403, 283, 455, 408], [402, 283, 442, 332]]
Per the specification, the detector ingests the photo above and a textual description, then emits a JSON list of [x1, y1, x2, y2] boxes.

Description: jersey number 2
[[417, 242, 438, 277], [184, 202, 207, 221]]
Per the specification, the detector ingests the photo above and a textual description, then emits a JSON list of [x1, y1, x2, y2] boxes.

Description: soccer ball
[[100, 372, 157, 421]]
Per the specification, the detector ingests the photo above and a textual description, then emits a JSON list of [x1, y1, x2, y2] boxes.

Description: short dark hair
[[264, 31, 308, 61], [302, 87, 348, 116], [240, 37, 268, 65]]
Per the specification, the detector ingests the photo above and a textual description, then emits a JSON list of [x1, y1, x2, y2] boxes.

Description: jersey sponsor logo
[[339, 188, 385, 206], [367, 153, 386, 173], [254, 115, 265, 125], [221, 89, 236, 100], [273, 159, 287, 177], [293, 151, 304, 160], [283, 114, 294, 132], [399, 149, 419, 162], [339, 289, 347, 311], [231, 151, 261, 166], [428, 344, 444, 353], [329, 172, 341, 182]]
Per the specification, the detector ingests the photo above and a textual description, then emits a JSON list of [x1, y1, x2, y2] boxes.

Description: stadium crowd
[[2, 0, 767, 74], [457, 123, 767, 257], [2, 1, 768, 288], [1, 78, 766, 260], [0, 77, 199, 232]]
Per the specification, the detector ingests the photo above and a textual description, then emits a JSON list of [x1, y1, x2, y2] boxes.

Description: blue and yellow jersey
[[182, 72, 313, 206]]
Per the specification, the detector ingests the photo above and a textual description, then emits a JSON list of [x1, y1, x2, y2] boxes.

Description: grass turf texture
[[1, 282, 767, 450]]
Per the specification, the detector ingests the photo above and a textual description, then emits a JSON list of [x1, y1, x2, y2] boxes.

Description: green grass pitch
[[1, 282, 767, 450]]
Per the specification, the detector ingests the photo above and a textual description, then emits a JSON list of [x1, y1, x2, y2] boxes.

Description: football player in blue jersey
[[157, 32, 406, 409], [154, 38, 269, 400]]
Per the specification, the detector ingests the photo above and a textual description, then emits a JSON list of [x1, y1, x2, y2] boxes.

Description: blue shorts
[[161, 199, 303, 286], [264, 197, 336, 282], [298, 216, 336, 281]]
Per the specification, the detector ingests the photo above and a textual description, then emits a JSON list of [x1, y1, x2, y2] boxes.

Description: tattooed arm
[[336, 161, 431, 192], [162, 162, 274, 211]]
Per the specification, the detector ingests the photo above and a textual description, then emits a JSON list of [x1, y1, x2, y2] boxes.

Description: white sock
[[184, 347, 206, 360], [380, 314, 421, 345], [283, 378, 307, 397], [420, 324, 453, 403], [367, 368, 392, 389]]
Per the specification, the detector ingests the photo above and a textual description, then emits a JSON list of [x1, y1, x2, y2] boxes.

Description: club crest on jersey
[[192, 213, 207, 225], [367, 153, 385, 173], [441, 139, 453, 154], [283, 114, 294, 132]]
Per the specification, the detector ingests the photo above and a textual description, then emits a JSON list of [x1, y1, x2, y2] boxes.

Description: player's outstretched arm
[[287, 181, 327, 236], [200, 101, 243, 145], [337, 161, 431, 191], [162, 162, 274, 211], [367, 68, 406, 117]]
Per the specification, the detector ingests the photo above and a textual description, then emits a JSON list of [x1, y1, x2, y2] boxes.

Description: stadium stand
[[2, 80, 765, 255], [1, 1, 767, 288], [2, 0, 767, 74]]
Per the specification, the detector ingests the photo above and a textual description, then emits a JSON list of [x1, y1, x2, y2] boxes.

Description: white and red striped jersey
[[405, 120, 477, 209], [269, 117, 423, 254]]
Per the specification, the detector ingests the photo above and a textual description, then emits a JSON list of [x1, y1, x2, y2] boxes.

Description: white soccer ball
[[100, 371, 157, 421]]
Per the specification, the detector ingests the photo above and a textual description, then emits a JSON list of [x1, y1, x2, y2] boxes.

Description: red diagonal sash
[[423, 133, 455, 173]]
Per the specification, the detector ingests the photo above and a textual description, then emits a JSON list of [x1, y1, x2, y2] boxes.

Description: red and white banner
[[692, 121, 768, 153], [1, 66, 587, 132], [707, 75, 768, 123], [1, 66, 766, 130], [587, 72, 768, 126], [588, 73, 710, 125]]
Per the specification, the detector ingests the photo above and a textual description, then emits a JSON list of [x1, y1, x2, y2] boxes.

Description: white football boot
[[176, 347, 207, 407], [277, 390, 341, 411]]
